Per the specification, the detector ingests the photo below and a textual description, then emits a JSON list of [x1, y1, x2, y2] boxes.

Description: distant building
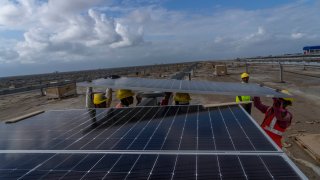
[[303, 46, 320, 54]]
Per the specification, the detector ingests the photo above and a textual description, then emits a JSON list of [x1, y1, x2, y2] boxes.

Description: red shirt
[[253, 97, 292, 129]]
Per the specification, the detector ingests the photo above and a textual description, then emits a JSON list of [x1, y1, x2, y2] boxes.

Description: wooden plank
[[203, 101, 252, 108], [5, 110, 45, 124], [294, 134, 320, 163]]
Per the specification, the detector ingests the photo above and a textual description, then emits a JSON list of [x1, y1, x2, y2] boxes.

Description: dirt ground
[[0, 62, 319, 179]]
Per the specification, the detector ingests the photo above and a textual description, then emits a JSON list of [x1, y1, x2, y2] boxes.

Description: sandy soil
[[0, 63, 319, 179]]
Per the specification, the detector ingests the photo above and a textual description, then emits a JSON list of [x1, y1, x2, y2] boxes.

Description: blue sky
[[0, 0, 319, 77], [163, 0, 294, 11]]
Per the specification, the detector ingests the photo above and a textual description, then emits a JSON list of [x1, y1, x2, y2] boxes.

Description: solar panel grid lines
[[141, 106, 172, 150], [81, 106, 167, 179], [116, 107, 175, 180], [0, 110, 105, 179], [217, 107, 237, 150], [26, 108, 156, 177], [0, 153, 303, 179], [217, 106, 249, 180], [171, 106, 190, 180], [206, 107, 223, 179], [235, 105, 282, 152], [51, 109, 110, 141], [196, 105, 199, 179], [116, 107, 174, 179], [227, 105, 276, 179], [14, 108, 133, 179], [97, 107, 162, 179], [0, 105, 307, 179], [146, 106, 182, 180], [47, 109, 118, 150], [110, 107, 163, 150], [0, 105, 279, 152], [78, 107, 149, 150]]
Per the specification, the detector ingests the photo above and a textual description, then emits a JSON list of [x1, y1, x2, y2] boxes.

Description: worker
[[253, 90, 293, 148], [93, 93, 107, 108], [161, 92, 172, 106], [236, 72, 252, 114], [85, 87, 94, 109], [174, 92, 191, 105], [105, 88, 112, 107], [116, 89, 135, 108]]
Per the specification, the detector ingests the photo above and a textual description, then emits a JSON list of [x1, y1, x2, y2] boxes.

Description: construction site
[[0, 58, 320, 179]]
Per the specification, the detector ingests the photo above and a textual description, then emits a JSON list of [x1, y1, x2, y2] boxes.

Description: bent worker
[[85, 87, 94, 109], [174, 92, 191, 105], [236, 72, 252, 114], [116, 89, 135, 108], [253, 90, 293, 148], [93, 93, 107, 108], [161, 92, 172, 106]]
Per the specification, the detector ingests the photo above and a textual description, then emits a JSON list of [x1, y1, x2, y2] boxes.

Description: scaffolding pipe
[[279, 62, 285, 83]]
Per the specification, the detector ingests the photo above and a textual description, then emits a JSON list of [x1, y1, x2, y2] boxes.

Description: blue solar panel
[[0, 105, 307, 179], [78, 77, 291, 98], [0, 153, 302, 179], [0, 105, 276, 151]]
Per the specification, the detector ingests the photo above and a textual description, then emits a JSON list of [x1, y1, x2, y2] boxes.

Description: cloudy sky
[[0, 0, 319, 77]]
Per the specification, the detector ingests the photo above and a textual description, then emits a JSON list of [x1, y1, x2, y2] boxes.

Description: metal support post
[[279, 63, 284, 83], [245, 61, 248, 73]]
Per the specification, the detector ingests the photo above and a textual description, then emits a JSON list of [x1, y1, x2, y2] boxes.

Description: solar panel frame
[[0, 153, 307, 180], [0, 104, 307, 179], [237, 105, 283, 152], [0, 105, 279, 152], [78, 77, 291, 98]]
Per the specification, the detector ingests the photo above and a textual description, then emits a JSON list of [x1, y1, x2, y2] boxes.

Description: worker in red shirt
[[161, 92, 172, 105], [253, 90, 293, 148]]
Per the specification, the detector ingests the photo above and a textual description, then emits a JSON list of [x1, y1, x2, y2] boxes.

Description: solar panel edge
[[280, 154, 308, 180], [78, 77, 290, 98], [236, 104, 282, 152], [0, 105, 307, 179], [0, 153, 306, 180]]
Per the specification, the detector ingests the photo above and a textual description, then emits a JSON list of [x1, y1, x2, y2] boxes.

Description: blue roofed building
[[303, 46, 320, 54]]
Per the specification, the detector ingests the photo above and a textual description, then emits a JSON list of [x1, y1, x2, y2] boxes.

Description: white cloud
[[0, 1, 145, 64], [0, 1, 28, 26], [0, 0, 320, 75], [291, 32, 305, 39]]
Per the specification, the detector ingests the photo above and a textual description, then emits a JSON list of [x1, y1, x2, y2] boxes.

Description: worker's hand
[[275, 89, 281, 92], [136, 94, 142, 104], [273, 98, 283, 108]]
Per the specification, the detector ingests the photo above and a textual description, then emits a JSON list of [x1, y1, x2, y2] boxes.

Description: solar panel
[[0, 153, 302, 179], [0, 105, 276, 151], [78, 77, 290, 98], [0, 105, 307, 179]]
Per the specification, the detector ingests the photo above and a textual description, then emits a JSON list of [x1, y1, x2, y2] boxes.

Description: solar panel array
[[0, 105, 306, 179], [78, 77, 290, 98], [0, 153, 301, 179]]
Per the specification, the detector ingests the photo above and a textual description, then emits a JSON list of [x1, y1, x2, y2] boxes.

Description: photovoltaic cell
[[0, 153, 302, 179], [0, 104, 306, 179], [0, 105, 276, 151], [78, 77, 291, 98]]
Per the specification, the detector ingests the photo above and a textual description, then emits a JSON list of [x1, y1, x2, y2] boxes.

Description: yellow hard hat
[[116, 89, 135, 100], [241, 72, 249, 79], [281, 90, 294, 105], [174, 93, 191, 103], [93, 93, 106, 105]]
